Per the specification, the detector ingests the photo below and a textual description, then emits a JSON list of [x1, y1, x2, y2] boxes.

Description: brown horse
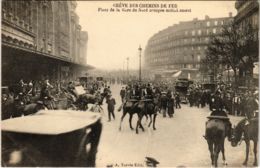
[[205, 118, 231, 167], [231, 118, 258, 166], [119, 100, 145, 131], [135, 98, 159, 134]]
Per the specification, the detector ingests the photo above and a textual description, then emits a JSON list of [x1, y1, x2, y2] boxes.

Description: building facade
[[144, 14, 233, 80], [234, 0, 259, 86], [2, 1, 91, 85]]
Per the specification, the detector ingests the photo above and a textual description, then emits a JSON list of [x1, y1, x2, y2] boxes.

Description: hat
[[145, 157, 159, 167]]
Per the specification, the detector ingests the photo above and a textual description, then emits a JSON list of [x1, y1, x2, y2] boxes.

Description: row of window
[[183, 64, 200, 69], [150, 26, 226, 45], [150, 63, 200, 69], [148, 54, 202, 64], [148, 41, 209, 53]]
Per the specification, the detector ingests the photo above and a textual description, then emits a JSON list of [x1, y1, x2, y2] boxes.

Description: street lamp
[[138, 45, 142, 82], [126, 57, 129, 82]]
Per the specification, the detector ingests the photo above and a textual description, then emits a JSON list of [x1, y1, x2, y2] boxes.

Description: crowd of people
[[186, 83, 258, 119], [2, 77, 259, 123], [117, 80, 258, 120]]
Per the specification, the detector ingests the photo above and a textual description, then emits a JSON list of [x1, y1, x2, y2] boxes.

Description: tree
[[204, 20, 258, 87]]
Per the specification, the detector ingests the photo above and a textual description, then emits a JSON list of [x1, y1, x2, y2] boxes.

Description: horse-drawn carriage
[[2, 110, 102, 167], [175, 79, 193, 103], [202, 83, 216, 93]]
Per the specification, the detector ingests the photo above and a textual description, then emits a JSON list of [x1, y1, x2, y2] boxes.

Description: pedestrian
[[245, 91, 258, 120], [160, 92, 168, 117], [232, 93, 240, 116], [120, 87, 126, 102], [175, 92, 181, 109], [167, 93, 174, 118], [106, 94, 116, 122]]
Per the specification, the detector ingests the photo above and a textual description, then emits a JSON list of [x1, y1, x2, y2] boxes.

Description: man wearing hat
[[106, 93, 116, 122], [120, 87, 126, 103], [210, 91, 224, 111], [175, 92, 181, 109], [245, 91, 258, 120], [145, 157, 159, 167]]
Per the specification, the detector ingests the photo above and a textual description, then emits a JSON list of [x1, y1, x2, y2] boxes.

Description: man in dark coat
[[167, 94, 174, 118], [120, 87, 126, 102], [146, 84, 154, 99], [175, 92, 181, 109], [106, 94, 116, 122], [211, 92, 224, 112], [160, 92, 168, 117], [245, 91, 258, 120]]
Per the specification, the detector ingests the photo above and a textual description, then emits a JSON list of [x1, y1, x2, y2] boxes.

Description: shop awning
[[172, 71, 182, 77]]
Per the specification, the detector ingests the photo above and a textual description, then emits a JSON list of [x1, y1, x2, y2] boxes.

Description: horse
[[22, 102, 46, 116], [205, 118, 231, 167], [75, 93, 103, 111], [135, 97, 159, 134], [231, 118, 258, 166], [2, 93, 15, 120], [119, 99, 144, 131]]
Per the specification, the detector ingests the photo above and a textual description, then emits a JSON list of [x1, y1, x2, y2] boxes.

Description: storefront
[[2, 44, 93, 86]]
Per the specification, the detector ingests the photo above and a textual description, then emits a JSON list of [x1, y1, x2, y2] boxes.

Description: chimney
[[229, 12, 232, 17], [205, 15, 209, 20]]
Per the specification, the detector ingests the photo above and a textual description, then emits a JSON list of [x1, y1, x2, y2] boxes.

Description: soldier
[[145, 83, 154, 99]]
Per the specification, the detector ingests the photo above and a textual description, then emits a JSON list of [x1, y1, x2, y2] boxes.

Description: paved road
[[95, 84, 257, 167]]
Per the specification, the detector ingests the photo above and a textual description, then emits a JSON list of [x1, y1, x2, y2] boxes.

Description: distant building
[[1, 1, 93, 85], [144, 13, 233, 80]]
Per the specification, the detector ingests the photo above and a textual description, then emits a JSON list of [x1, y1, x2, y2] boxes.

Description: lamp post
[[138, 45, 142, 82], [126, 57, 129, 82]]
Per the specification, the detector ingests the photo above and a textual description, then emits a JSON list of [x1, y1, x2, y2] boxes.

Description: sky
[[76, 1, 237, 70]]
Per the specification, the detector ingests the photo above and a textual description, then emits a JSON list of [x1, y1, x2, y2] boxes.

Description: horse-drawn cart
[[2, 110, 102, 167]]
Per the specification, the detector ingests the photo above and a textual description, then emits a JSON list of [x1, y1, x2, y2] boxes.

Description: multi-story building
[[234, 0, 259, 86], [2, 1, 92, 85], [235, 0, 258, 32], [144, 13, 233, 80]]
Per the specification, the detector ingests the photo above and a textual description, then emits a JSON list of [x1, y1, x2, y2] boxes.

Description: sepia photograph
[[1, 0, 259, 167]]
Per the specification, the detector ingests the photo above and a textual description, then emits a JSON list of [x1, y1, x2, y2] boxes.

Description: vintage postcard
[[1, 0, 259, 167]]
